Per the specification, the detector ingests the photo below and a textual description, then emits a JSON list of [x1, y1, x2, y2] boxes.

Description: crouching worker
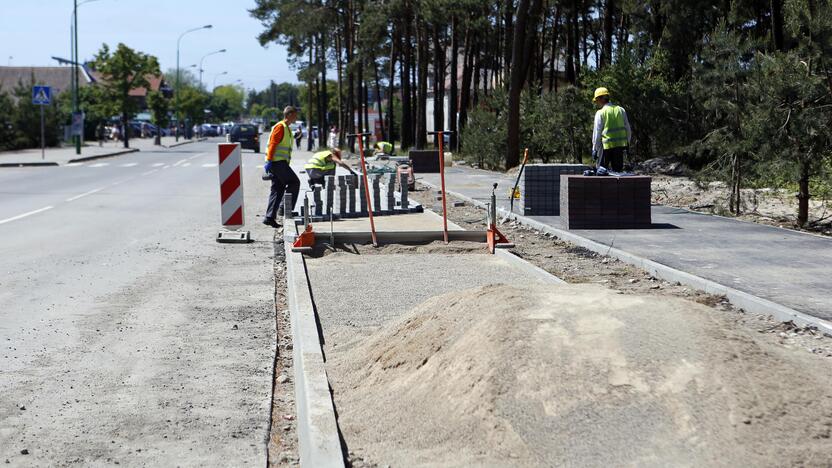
[[373, 141, 394, 157], [304, 148, 354, 186]]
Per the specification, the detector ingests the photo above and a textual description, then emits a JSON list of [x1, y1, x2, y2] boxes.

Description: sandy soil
[[329, 284, 832, 467], [651, 175, 832, 236]]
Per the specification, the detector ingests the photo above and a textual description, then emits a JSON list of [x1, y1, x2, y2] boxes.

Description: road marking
[[187, 153, 205, 160], [181, 162, 191, 167], [65, 162, 84, 167], [172, 159, 187, 167], [162, 165, 171, 169], [120, 162, 138, 167], [89, 162, 110, 168], [152, 163, 165, 167], [0, 206, 54, 225], [141, 169, 159, 176], [201, 163, 217, 168], [65, 187, 105, 202]]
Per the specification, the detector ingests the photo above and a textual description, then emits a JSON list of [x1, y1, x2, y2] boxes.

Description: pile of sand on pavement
[[328, 284, 832, 467]]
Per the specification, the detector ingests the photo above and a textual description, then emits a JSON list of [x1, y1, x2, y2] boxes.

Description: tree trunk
[[401, 20, 413, 149], [387, 33, 398, 145], [507, 0, 542, 169], [549, 5, 560, 91], [432, 23, 446, 147], [320, 33, 328, 144], [472, 41, 481, 107], [449, 16, 459, 150], [797, 159, 810, 226], [416, 18, 428, 149], [335, 34, 344, 147], [503, 0, 515, 86], [565, 7, 575, 84], [602, 0, 614, 68], [122, 111, 129, 148], [345, 4, 355, 151]]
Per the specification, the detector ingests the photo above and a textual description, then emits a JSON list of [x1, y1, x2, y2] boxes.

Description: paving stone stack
[[407, 150, 441, 173], [560, 175, 652, 229], [303, 172, 423, 223], [519, 164, 589, 216]]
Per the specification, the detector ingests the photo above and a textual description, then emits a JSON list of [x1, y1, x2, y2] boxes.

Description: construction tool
[[502, 147, 529, 224], [428, 130, 453, 243], [347, 131, 377, 247], [487, 183, 513, 253]]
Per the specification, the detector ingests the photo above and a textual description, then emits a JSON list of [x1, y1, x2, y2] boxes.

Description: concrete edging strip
[[284, 241, 345, 468], [0, 162, 59, 168], [419, 180, 832, 335], [67, 148, 139, 163]]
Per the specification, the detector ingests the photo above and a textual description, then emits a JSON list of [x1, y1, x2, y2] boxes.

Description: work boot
[[262, 217, 279, 228]]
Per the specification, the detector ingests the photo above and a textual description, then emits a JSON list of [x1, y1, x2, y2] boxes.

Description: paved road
[[420, 166, 832, 322], [0, 138, 279, 465]]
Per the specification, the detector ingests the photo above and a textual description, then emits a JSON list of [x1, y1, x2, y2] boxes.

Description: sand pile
[[328, 284, 832, 467]]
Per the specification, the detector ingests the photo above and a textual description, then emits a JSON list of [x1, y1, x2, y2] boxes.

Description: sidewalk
[[0, 136, 206, 166], [418, 164, 832, 324]]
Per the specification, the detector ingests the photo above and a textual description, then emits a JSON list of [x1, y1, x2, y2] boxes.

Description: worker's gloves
[[264, 161, 272, 173]]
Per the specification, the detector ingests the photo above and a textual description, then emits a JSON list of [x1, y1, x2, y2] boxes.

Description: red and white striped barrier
[[218, 143, 244, 227]]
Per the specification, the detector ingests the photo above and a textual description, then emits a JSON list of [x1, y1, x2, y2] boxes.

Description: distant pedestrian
[[591, 87, 631, 173], [328, 126, 338, 149], [262, 106, 301, 228], [294, 127, 302, 149]]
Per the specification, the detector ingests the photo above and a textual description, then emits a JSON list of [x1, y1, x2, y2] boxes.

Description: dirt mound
[[328, 284, 832, 467]]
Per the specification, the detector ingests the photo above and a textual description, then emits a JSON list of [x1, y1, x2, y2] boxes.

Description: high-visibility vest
[[269, 120, 293, 162], [600, 105, 628, 150], [304, 150, 336, 171], [375, 141, 393, 154]]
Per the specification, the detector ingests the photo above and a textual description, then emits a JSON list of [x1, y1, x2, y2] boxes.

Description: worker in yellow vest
[[373, 141, 394, 157], [262, 106, 301, 228], [591, 87, 631, 172], [304, 148, 354, 186]]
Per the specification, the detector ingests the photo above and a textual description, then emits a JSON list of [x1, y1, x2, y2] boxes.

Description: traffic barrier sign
[[216, 143, 251, 243]]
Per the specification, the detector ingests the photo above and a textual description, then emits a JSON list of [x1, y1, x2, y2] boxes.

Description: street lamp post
[[198, 49, 226, 89], [212, 71, 228, 89], [175, 24, 212, 142], [70, 0, 102, 155]]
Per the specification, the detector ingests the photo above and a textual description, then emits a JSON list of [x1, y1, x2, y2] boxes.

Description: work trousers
[[305, 168, 335, 187], [265, 160, 300, 220], [601, 146, 626, 172]]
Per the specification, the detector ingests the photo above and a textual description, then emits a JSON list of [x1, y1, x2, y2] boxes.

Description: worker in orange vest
[[262, 106, 301, 227]]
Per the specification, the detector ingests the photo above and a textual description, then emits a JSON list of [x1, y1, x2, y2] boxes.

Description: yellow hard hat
[[593, 87, 610, 102]]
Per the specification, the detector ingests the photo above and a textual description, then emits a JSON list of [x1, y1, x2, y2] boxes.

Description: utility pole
[[175, 25, 212, 142], [73, 0, 80, 155]]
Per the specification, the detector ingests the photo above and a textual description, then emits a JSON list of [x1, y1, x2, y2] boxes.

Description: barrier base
[[217, 230, 252, 243]]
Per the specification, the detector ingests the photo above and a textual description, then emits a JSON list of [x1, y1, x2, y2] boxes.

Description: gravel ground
[[268, 228, 299, 467]]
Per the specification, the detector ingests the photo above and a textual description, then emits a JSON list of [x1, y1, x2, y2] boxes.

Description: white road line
[[89, 162, 110, 168], [141, 169, 159, 176], [201, 163, 217, 168], [152, 163, 165, 167], [172, 159, 187, 167], [162, 165, 171, 169], [65, 187, 104, 202], [0, 206, 54, 225], [187, 153, 205, 160], [65, 162, 84, 167], [181, 162, 191, 167], [120, 162, 138, 167]]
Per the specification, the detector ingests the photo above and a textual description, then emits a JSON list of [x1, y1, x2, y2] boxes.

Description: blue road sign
[[32, 85, 51, 105]]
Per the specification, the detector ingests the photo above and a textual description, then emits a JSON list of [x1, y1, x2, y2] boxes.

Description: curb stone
[[66, 148, 139, 163]]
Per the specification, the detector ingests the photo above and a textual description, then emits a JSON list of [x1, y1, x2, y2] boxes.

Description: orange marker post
[[349, 132, 378, 247], [429, 130, 453, 243]]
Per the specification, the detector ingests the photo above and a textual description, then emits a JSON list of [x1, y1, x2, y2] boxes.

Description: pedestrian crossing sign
[[32, 85, 51, 105]]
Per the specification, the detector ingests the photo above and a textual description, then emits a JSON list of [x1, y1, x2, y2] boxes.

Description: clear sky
[[0, 0, 298, 90]]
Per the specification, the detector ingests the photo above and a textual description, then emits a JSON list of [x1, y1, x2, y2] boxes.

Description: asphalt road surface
[[0, 138, 278, 466]]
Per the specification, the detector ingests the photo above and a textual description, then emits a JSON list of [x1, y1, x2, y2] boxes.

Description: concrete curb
[[67, 148, 139, 163], [419, 180, 832, 335], [0, 161, 59, 168], [284, 240, 345, 468], [164, 137, 208, 148]]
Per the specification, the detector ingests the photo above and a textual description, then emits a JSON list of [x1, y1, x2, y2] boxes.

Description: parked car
[[200, 124, 218, 137], [229, 123, 260, 152]]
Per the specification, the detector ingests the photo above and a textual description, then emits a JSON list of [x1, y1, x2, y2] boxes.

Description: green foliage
[[459, 89, 507, 169], [210, 85, 245, 121], [0, 77, 64, 151], [522, 86, 593, 164], [147, 90, 170, 128], [177, 86, 209, 124]]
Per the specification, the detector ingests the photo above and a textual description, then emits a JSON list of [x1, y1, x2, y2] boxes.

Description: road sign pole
[[40, 105, 45, 160]]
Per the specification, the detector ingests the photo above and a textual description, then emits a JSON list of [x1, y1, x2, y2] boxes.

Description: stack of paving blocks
[[301, 172, 422, 222], [560, 175, 652, 229], [519, 164, 589, 216], [407, 150, 441, 173]]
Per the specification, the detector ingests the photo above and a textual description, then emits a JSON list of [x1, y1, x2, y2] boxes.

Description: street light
[[198, 49, 226, 89], [175, 24, 212, 141], [70, 0, 104, 155], [212, 71, 228, 89]]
